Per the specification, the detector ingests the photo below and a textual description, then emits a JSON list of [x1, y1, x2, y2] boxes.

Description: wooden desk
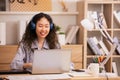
[[71, 76, 106, 80], [71, 77, 120, 80], [0, 74, 120, 80], [107, 77, 120, 80], [71, 77, 107, 80]]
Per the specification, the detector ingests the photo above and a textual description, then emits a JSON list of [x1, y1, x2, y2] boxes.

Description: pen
[[99, 55, 105, 62]]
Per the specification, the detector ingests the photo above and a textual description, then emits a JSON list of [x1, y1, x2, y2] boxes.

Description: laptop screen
[[32, 49, 71, 74]]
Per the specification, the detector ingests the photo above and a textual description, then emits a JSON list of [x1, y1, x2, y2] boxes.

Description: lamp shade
[[80, 19, 94, 31]]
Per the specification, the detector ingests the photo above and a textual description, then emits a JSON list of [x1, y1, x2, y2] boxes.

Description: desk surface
[[0, 74, 120, 80], [71, 77, 106, 80], [72, 77, 120, 80]]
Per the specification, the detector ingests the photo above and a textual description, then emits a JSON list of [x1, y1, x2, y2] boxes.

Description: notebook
[[32, 49, 71, 74]]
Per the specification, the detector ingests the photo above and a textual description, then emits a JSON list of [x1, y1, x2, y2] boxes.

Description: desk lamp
[[80, 19, 117, 73]]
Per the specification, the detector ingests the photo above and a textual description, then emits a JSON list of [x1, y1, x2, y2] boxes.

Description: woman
[[10, 13, 60, 71]]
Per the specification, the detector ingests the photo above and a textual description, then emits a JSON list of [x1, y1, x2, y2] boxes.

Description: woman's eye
[[39, 26, 42, 28]]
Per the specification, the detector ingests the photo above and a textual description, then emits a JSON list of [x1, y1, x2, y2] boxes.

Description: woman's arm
[[10, 43, 28, 70], [23, 63, 32, 69]]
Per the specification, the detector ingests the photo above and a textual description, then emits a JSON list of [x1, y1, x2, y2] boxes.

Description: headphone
[[30, 21, 53, 30]]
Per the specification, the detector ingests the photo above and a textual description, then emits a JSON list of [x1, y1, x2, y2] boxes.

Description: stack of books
[[65, 25, 79, 44], [87, 37, 109, 55]]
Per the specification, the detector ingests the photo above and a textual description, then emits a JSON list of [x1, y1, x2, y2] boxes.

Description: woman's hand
[[23, 63, 32, 68]]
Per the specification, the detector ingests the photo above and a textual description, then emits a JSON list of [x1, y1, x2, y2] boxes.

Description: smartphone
[[72, 69, 85, 72]]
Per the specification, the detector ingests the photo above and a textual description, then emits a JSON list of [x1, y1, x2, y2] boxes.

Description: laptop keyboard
[[0, 70, 30, 74]]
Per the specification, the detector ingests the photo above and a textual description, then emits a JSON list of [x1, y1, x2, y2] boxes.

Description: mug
[[87, 63, 99, 77]]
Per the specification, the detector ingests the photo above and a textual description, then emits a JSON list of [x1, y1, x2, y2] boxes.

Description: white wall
[[52, 0, 77, 12], [0, 1, 77, 45]]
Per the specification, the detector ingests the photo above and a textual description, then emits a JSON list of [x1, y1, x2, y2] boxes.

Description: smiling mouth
[[40, 32, 47, 36]]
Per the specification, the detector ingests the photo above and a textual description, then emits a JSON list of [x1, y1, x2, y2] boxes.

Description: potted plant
[[55, 25, 65, 46]]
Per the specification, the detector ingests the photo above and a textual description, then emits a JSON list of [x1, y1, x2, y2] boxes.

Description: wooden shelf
[[0, 11, 79, 16], [113, 29, 120, 31], [87, 29, 113, 31], [85, 0, 120, 4], [112, 55, 120, 58]]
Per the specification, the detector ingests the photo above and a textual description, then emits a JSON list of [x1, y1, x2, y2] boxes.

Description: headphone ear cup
[[50, 23, 53, 30], [31, 21, 36, 30]]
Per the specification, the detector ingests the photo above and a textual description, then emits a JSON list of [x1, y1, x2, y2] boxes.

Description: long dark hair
[[20, 13, 59, 50]]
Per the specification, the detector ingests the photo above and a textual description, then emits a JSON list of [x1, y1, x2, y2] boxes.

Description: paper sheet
[[8, 73, 71, 80], [68, 72, 93, 77]]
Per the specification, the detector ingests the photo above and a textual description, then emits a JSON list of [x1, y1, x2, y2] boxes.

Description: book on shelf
[[94, 17, 113, 44], [113, 37, 119, 44], [98, 12, 108, 29], [113, 37, 120, 55], [17, 20, 27, 42], [116, 45, 120, 55], [113, 11, 120, 26], [87, 37, 102, 55], [98, 40, 109, 55], [87, 11, 97, 29], [88, 37, 109, 55], [92, 36, 99, 45], [87, 11, 108, 29], [65, 25, 79, 44], [113, 61, 120, 76], [112, 62, 118, 76], [0, 22, 6, 45], [115, 61, 120, 76], [92, 37, 106, 55], [0, 0, 9, 11], [5, 0, 9, 11]]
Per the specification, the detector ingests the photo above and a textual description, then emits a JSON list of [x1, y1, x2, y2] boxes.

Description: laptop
[[32, 49, 71, 74], [0, 69, 30, 74]]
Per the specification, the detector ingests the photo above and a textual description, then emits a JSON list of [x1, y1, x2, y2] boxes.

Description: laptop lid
[[32, 49, 71, 74]]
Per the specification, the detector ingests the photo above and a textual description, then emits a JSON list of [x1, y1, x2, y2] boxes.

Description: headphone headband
[[30, 21, 36, 30], [50, 23, 53, 30]]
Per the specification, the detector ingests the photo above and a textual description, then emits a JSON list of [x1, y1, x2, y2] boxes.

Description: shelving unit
[[77, 0, 120, 74]]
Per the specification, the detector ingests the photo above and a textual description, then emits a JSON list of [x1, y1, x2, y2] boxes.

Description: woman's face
[[36, 17, 50, 39]]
